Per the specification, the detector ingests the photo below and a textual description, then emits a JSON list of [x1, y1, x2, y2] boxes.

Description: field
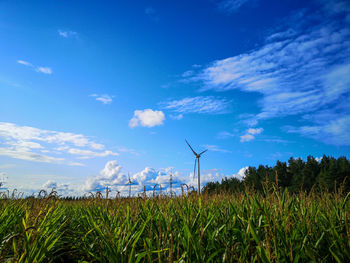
[[1, 188, 350, 262]]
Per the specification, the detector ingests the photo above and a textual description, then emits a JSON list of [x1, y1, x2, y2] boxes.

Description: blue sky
[[0, 0, 349, 196]]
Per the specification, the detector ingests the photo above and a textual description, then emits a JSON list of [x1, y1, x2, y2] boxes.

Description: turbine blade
[[199, 149, 208, 156], [185, 139, 197, 155], [193, 158, 197, 179]]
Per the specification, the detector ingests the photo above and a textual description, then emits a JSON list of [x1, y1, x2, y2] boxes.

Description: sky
[[0, 0, 349, 196]]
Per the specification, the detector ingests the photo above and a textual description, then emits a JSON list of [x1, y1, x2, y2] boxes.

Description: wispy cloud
[[17, 60, 52, 74], [0, 164, 14, 169], [202, 144, 231, 153], [182, 70, 194, 78], [160, 96, 231, 114], [217, 0, 250, 13], [17, 60, 32, 66], [240, 134, 254, 142], [90, 94, 114, 104], [68, 149, 119, 159], [0, 147, 64, 164], [36, 67, 52, 74], [0, 122, 118, 164], [129, 109, 165, 128], [262, 138, 293, 144], [190, 1, 350, 145], [116, 146, 140, 156], [58, 29, 77, 38], [145, 7, 159, 21], [192, 64, 202, 68], [216, 131, 236, 139], [169, 114, 183, 120], [284, 113, 350, 146]]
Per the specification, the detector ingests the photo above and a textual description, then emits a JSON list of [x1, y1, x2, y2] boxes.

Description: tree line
[[203, 155, 350, 194]]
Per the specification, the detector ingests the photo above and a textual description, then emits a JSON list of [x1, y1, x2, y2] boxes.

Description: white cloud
[[58, 29, 77, 38], [82, 161, 249, 196], [185, 166, 247, 189], [129, 109, 165, 128], [0, 122, 92, 148], [96, 96, 112, 104], [0, 122, 119, 164], [315, 157, 323, 162], [0, 172, 8, 190], [36, 67, 52, 74], [17, 60, 52, 74], [160, 96, 231, 114], [41, 180, 80, 196], [240, 134, 254, 142], [247, 128, 263, 135], [82, 161, 175, 195], [90, 94, 113, 104], [236, 166, 248, 179], [149, 173, 171, 186], [82, 160, 128, 193], [132, 167, 160, 185], [17, 60, 32, 66], [43, 180, 71, 191], [240, 127, 264, 142]]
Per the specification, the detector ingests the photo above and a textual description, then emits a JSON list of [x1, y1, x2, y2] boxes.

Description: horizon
[[1, 0, 350, 196]]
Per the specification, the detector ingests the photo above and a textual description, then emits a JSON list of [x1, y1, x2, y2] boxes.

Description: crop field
[[1, 188, 350, 263]]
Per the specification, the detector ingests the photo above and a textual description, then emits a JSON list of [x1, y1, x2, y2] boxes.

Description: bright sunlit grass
[[1, 187, 349, 262]]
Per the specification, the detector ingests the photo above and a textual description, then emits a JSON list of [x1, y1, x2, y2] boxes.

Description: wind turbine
[[153, 184, 159, 197], [169, 172, 181, 197], [127, 173, 134, 198], [185, 140, 207, 194], [169, 172, 174, 197]]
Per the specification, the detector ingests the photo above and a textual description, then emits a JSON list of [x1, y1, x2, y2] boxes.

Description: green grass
[[1, 189, 349, 262]]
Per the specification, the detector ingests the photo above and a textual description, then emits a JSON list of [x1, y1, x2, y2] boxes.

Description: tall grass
[[1, 188, 349, 262]]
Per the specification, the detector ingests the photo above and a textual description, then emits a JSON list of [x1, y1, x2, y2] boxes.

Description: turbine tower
[[169, 172, 173, 197], [185, 140, 207, 194], [127, 173, 134, 198]]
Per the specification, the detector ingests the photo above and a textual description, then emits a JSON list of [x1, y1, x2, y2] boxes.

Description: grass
[[0, 187, 349, 262]]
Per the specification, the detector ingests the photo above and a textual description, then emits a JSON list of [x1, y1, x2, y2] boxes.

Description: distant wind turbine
[[169, 172, 174, 197], [127, 173, 135, 198], [185, 139, 207, 194]]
